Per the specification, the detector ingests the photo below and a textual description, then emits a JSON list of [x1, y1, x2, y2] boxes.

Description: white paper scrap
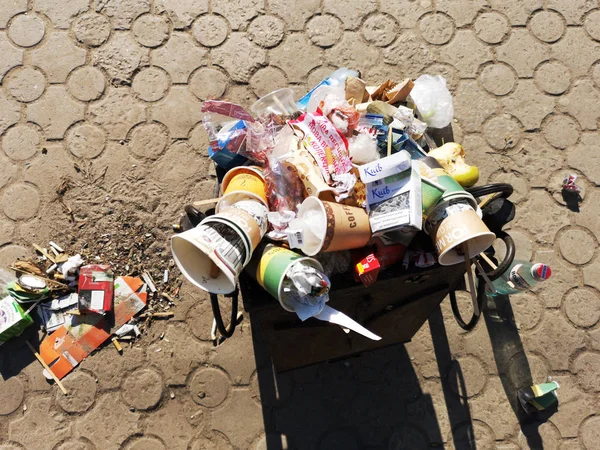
[[314, 305, 381, 341]]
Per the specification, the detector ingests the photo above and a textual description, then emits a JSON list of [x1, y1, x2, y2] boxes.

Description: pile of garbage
[[0, 242, 175, 392], [172, 68, 552, 341]]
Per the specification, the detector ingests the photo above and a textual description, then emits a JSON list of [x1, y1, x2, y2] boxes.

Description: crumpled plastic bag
[[60, 254, 84, 279], [409, 75, 454, 129], [263, 128, 305, 218], [202, 101, 255, 155]]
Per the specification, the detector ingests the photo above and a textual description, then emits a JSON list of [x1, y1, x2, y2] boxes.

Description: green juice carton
[[0, 296, 34, 344]]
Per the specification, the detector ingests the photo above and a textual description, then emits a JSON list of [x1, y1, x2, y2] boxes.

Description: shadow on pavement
[[561, 190, 582, 213], [428, 307, 477, 450], [250, 305, 477, 450], [0, 325, 40, 382], [484, 294, 557, 450]]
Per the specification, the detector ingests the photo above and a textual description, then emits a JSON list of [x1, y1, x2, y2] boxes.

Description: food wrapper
[[356, 114, 386, 136], [562, 174, 581, 193], [289, 110, 352, 183], [328, 105, 361, 136], [243, 116, 278, 165], [394, 105, 427, 139], [339, 166, 367, 209], [264, 157, 305, 218], [202, 101, 254, 155], [402, 250, 437, 270], [345, 76, 369, 104], [284, 149, 336, 200], [331, 171, 357, 202], [385, 78, 414, 104]]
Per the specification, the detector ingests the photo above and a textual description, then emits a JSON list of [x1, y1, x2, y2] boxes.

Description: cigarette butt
[[112, 337, 123, 353], [49, 241, 64, 252], [46, 263, 58, 274], [161, 292, 176, 303], [163, 269, 169, 283], [142, 272, 157, 293], [209, 262, 220, 279]]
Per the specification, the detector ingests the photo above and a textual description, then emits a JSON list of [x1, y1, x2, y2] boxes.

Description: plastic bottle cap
[[531, 264, 551, 281]]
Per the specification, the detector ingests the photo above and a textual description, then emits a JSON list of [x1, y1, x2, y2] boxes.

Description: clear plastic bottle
[[490, 260, 551, 296]]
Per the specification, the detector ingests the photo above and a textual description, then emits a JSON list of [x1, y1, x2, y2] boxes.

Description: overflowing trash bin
[[0, 67, 556, 412], [171, 68, 553, 372]]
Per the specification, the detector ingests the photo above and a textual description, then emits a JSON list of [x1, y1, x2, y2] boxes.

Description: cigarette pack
[[367, 167, 422, 236], [353, 254, 380, 287], [78, 265, 114, 314]]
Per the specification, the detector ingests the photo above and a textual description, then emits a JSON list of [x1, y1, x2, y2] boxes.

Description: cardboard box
[[78, 265, 114, 314], [0, 296, 34, 344], [358, 150, 411, 184], [353, 253, 380, 287], [41, 276, 147, 379], [37, 293, 79, 332]]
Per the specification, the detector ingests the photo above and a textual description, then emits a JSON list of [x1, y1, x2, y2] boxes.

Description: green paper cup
[[421, 176, 446, 218], [248, 243, 323, 312], [422, 156, 477, 209]]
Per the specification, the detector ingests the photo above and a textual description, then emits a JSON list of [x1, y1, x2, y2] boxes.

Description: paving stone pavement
[[1, 1, 599, 449]]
